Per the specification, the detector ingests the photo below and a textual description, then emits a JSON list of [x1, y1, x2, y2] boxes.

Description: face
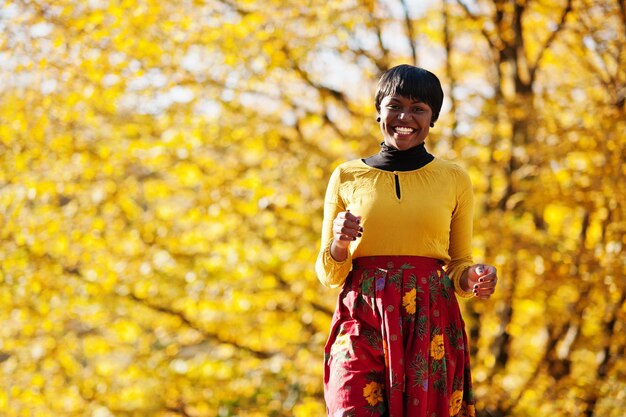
[[378, 94, 433, 150]]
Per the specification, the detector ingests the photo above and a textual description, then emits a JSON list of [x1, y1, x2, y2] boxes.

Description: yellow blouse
[[315, 158, 474, 297]]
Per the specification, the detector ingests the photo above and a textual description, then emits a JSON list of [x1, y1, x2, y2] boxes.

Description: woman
[[315, 64, 498, 417]]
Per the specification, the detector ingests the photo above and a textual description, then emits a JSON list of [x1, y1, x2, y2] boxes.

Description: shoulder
[[325, 159, 376, 195], [430, 158, 471, 180], [430, 157, 467, 174], [335, 158, 368, 172], [429, 158, 473, 195], [329, 159, 373, 179]]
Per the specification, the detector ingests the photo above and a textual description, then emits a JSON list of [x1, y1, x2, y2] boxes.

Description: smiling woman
[[378, 94, 433, 150], [316, 64, 499, 417]]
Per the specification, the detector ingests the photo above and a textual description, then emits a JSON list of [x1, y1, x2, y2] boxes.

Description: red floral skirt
[[324, 256, 476, 417]]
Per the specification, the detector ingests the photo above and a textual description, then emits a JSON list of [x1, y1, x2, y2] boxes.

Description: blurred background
[[1, 0, 625, 416]]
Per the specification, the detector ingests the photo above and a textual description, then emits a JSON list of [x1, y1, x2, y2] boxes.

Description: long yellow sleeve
[[315, 158, 475, 296], [444, 166, 475, 297], [315, 168, 353, 288]]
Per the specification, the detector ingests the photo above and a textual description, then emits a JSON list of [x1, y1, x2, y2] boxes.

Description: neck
[[362, 142, 434, 172]]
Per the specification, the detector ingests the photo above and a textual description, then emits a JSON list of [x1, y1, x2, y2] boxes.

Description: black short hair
[[375, 65, 444, 123]]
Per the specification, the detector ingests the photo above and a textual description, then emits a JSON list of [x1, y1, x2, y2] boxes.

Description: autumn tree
[[0, 0, 624, 416]]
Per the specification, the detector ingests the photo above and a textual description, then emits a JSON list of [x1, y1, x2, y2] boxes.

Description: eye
[[412, 106, 426, 113]]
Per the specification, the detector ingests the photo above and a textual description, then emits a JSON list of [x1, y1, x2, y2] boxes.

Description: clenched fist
[[330, 210, 363, 261], [465, 264, 498, 299]]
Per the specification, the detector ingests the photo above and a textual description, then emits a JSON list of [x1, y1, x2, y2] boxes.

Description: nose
[[398, 111, 406, 119]]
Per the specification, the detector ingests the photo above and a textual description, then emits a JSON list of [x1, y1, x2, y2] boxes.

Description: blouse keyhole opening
[[394, 173, 401, 200]]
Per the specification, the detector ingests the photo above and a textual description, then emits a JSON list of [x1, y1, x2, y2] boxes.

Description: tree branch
[[283, 45, 356, 115], [127, 293, 277, 359], [400, 0, 418, 65], [454, 0, 501, 52], [617, 0, 626, 30], [529, 0, 573, 83], [310, 300, 334, 317], [582, 289, 626, 417], [354, 46, 389, 74], [443, 0, 459, 142], [487, 256, 517, 380], [214, 0, 250, 16], [37, 240, 279, 361], [502, 283, 592, 415], [372, 0, 392, 69]]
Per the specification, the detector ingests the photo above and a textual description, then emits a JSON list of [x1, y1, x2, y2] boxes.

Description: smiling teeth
[[395, 127, 414, 133]]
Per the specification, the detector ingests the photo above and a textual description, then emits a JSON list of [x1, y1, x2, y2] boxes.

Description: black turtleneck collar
[[362, 142, 434, 172]]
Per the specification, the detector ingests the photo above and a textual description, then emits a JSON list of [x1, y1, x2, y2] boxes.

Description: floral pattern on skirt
[[324, 256, 476, 417]]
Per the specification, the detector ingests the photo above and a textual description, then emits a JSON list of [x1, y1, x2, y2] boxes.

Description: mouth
[[392, 126, 417, 135]]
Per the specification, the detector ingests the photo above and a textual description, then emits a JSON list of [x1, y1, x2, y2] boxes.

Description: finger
[[475, 265, 496, 277], [476, 294, 492, 300], [345, 211, 359, 222], [339, 226, 362, 237], [338, 219, 361, 231], [477, 271, 497, 282], [473, 283, 495, 294], [335, 214, 360, 227], [475, 280, 497, 289], [476, 282, 495, 291], [339, 210, 354, 220], [474, 290, 494, 299], [477, 276, 497, 285], [342, 211, 362, 223], [333, 225, 361, 241], [334, 218, 363, 236], [475, 285, 496, 294], [484, 266, 497, 276], [333, 222, 360, 236], [336, 234, 356, 242], [334, 232, 356, 242]]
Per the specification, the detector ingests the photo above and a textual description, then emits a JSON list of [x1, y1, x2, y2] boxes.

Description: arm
[[446, 168, 475, 298], [315, 168, 357, 288], [447, 168, 498, 299]]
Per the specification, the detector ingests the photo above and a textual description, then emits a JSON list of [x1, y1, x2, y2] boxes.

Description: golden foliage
[[0, 0, 624, 416]]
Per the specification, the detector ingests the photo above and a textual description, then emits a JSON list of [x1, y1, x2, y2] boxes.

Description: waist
[[352, 255, 443, 270]]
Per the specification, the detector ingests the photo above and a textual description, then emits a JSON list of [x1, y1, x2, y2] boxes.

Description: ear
[[430, 122, 435, 128]]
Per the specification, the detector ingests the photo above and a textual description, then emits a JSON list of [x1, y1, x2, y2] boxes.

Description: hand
[[332, 210, 363, 250], [466, 264, 498, 300]]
